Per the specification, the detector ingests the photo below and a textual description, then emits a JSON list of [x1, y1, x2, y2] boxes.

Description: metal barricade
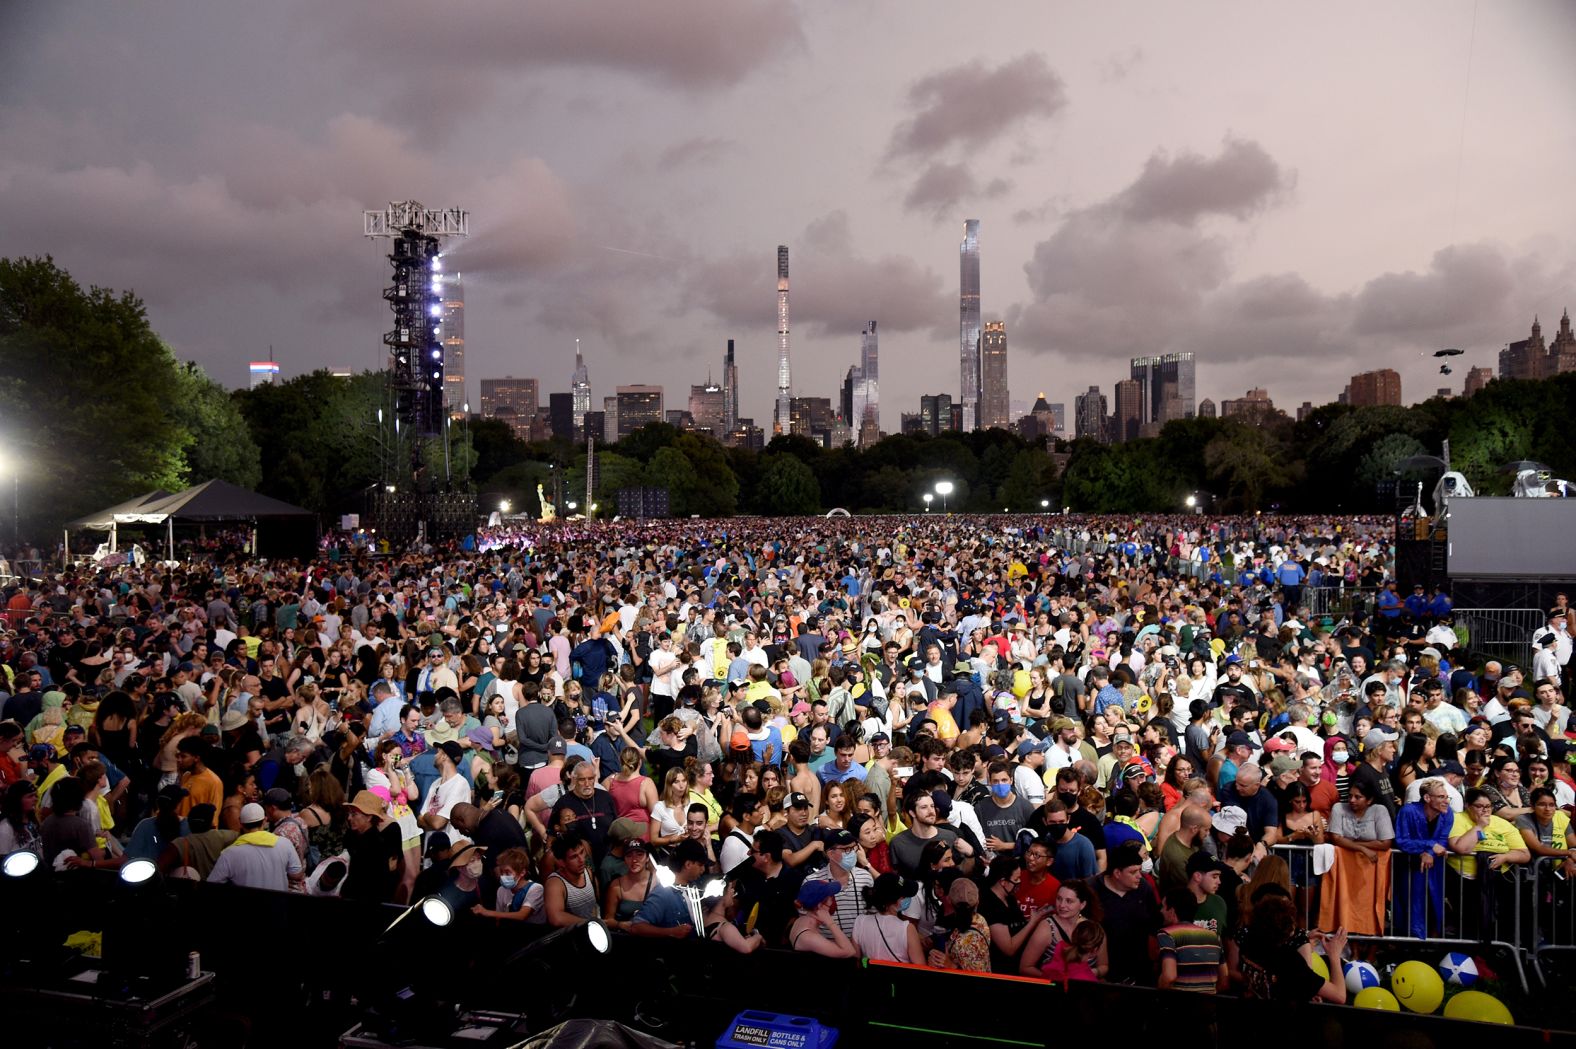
[[1269, 842, 1533, 992], [1453, 608, 1546, 670], [1528, 855, 1576, 988]]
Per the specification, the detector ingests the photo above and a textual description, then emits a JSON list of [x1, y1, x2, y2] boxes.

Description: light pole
[[934, 480, 954, 513], [1040, 499, 1050, 512], [499, 499, 511, 514], [923, 493, 933, 513]]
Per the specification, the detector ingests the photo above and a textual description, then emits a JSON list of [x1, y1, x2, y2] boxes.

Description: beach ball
[[1012, 669, 1031, 698], [1353, 987, 1400, 1012], [1391, 960, 1444, 1014], [1438, 952, 1478, 987], [1442, 990, 1513, 1026], [1308, 952, 1328, 981], [1344, 960, 1381, 995]]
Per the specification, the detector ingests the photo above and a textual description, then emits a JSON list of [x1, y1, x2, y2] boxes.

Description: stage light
[[432, 257, 442, 273], [430, 304, 442, 317], [3, 850, 39, 878], [653, 864, 676, 888], [420, 895, 454, 927], [432, 350, 442, 360], [702, 878, 726, 900], [499, 500, 511, 513], [120, 858, 157, 885], [566, 501, 577, 511]]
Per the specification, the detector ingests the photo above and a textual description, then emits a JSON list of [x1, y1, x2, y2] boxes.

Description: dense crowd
[[1, 514, 1572, 1006]]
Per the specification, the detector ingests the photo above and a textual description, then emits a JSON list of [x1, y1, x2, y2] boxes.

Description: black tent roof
[[126, 479, 313, 522]]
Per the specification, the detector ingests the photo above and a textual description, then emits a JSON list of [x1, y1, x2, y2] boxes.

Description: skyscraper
[[919, 394, 954, 437], [616, 385, 664, 438], [1463, 366, 1493, 397], [1129, 352, 1195, 425], [602, 396, 619, 444], [1344, 369, 1402, 407], [442, 273, 466, 415], [722, 339, 739, 431], [571, 338, 591, 437], [480, 377, 539, 438], [980, 321, 1009, 429], [959, 220, 981, 431], [1112, 379, 1143, 443], [248, 360, 279, 389], [775, 246, 792, 436], [1074, 386, 1107, 442], [859, 320, 879, 430], [688, 382, 727, 434], [548, 392, 575, 441]]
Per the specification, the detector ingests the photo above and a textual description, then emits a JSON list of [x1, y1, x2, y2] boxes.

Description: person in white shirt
[[1531, 679, 1570, 736], [415, 647, 459, 695], [1532, 633, 1562, 690], [419, 742, 471, 836]]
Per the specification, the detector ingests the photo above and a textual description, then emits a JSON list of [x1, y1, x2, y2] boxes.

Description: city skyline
[[5, 3, 1575, 426]]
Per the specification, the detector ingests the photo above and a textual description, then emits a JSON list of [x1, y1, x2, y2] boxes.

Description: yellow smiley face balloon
[[1391, 960, 1444, 1014]]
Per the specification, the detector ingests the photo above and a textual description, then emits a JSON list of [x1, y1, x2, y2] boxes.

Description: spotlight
[[430, 304, 442, 317], [2, 850, 39, 878], [652, 864, 676, 888], [420, 895, 454, 928], [585, 920, 611, 955], [120, 858, 157, 885], [431, 257, 442, 272]]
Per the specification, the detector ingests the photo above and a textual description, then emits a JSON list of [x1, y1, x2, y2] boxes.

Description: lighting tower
[[364, 201, 469, 438], [775, 245, 791, 436]]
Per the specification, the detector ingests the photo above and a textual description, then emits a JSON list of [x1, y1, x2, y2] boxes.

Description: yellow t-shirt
[[1447, 812, 1522, 879], [927, 703, 960, 744]]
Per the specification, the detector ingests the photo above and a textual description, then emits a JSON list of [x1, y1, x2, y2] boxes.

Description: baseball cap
[[608, 817, 645, 843], [730, 730, 752, 752], [797, 880, 841, 909], [869, 732, 890, 745], [262, 787, 293, 808], [238, 802, 266, 825], [1186, 852, 1225, 877], [1437, 760, 1466, 776], [548, 738, 567, 756], [984, 744, 1007, 760], [435, 740, 465, 765], [1050, 717, 1078, 734], [783, 791, 811, 810], [1212, 805, 1248, 836], [1262, 737, 1296, 754], [1224, 655, 1243, 666], [790, 701, 811, 717], [424, 831, 452, 856], [1362, 728, 1397, 750], [1225, 730, 1256, 749], [623, 837, 650, 854], [825, 828, 855, 849]]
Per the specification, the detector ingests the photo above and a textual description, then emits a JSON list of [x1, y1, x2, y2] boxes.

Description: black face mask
[[1057, 791, 1079, 807]]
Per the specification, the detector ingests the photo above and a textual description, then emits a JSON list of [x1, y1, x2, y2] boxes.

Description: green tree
[[618, 421, 678, 463], [756, 454, 820, 515], [646, 446, 700, 515], [672, 432, 739, 516], [1355, 432, 1429, 495], [1204, 423, 1301, 511], [468, 417, 528, 482], [169, 361, 262, 489], [997, 447, 1057, 511], [0, 256, 191, 537]]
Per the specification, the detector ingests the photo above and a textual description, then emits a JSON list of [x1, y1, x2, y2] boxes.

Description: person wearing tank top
[[545, 834, 600, 925]]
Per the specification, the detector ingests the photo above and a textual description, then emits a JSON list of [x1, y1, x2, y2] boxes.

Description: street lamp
[[567, 501, 577, 512], [934, 480, 954, 513], [1040, 499, 1049, 510], [923, 493, 933, 512], [499, 499, 511, 514], [1185, 494, 1196, 509]]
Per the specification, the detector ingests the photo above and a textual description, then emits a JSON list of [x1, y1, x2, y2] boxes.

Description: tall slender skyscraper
[[571, 339, 591, 436], [722, 339, 739, 431], [959, 220, 982, 431], [980, 321, 1009, 429], [442, 273, 466, 415], [775, 246, 792, 436], [859, 321, 879, 429]]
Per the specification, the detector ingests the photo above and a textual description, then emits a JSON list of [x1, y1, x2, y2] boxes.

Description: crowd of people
[[1, 513, 1573, 1005]]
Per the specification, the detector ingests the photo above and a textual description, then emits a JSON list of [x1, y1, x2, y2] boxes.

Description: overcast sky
[[5, 1, 1575, 426]]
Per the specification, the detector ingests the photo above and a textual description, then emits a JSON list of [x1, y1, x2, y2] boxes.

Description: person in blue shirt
[[1404, 585, 1429, 621], [1275, 558, 1306, 609], [1427, 587, 1453, 621]]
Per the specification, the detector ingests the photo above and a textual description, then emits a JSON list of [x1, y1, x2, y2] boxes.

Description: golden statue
[[537, 483, 556, 523]]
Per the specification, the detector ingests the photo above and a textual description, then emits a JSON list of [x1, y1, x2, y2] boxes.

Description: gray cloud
[[319, 1, 805, 92], [686, 211, 950, 340], [902, 162, 1012, 218], [657, 137, 739, 171], [1352, 243, 1514, 337], [1116, 138, 1292, 225], [887, 53, 1068, 160]]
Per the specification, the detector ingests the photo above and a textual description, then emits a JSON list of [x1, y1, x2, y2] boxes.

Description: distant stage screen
[[1448, 498, 1576, 578]]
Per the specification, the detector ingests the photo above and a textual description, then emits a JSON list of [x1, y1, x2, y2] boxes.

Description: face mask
[[990, 783, 1013, 799], [499, 874, 518, 889], [837, 850, 857, 872], [1140, 858, 1154, 875], [1332, 750, 1350, 765], [1058, 791, 1079, 807]]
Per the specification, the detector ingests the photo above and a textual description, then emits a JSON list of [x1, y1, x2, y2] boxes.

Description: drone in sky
[[1429, 347, 1464, 375]]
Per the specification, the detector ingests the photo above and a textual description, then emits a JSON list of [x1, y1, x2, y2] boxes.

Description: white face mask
[[1331, 750, 1350, 765], [1140, 858, 1154, 875]]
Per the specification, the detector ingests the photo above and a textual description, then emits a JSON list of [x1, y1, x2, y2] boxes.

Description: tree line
[[3, 255, 1573, 538]]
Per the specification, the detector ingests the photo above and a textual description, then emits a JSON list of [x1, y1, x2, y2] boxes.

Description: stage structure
[[363, 201, 476, 541]]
